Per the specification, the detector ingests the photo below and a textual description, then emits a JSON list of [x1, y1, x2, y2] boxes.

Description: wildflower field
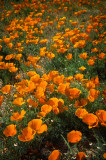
[[0, 0, 106, 159]]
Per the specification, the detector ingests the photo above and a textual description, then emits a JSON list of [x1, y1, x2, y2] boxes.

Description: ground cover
[[0, 0, 106, 159]]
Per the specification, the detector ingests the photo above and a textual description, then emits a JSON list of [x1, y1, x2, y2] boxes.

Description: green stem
[[61, 134, 73, 154]]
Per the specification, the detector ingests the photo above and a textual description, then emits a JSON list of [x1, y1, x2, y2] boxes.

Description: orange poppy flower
[[97, 52, 105, 60], [102, 90, 106, 99], [0, 62, 7, 69], [82, 113, 98, 128], [76, 152, 86, 160], [15, 74, 21, 79], [27, 71, 37, 77], [52, 107, 59, 115], [30, 74, 40, 83], [0, 45, 2, 51], [79, 53, 88, 60], [57, 83, 70, 95], [58, 99, 64, 107], [3, 37, 10, 44], [5, 54, 15, 60], [79, 66, 86, 72], [3, 124, 17, 137], [38, 80, 47, 91], [48, 150, 61, 160], [27, 99, 38, 108], [91, 48, 98, 53], [87, 59, 95, 66], [0, 56, 3, 62], [48, 71, 59, 81], [8, 66, 18, 72], [41, 104, 52, 115], [10, 110, 26, 121], [65, 53, 72, 60], [71, 21, 78, 26], [65, 87, 81, 101], [18, 127, 35, 142], [0, 95, 3, 106], [96, 110, 106, 127], [57, 48, 67, 54], [86, 81, 95, 89], [8, 43, 13, 49], [47, 84, 54, 94], [65, 76, 74, 83], [26, 81, 36, 93], [74, 40, 86, 48], [46, 52, 55, 60], [75, 108, 88, 119], [91, 76, 100, 87], [81, 79, 89, 84], [103, 153, 106, 159], [39, 39, 48, 44], [57, 99, 67, 113], [42, 74, 50, 82], [15, 54, 22, 61], [47, 97, 58, 108], [74, 99, 88, 108], [90, 56, 96, 61], [12, 97, 25, 106], [88, 89, 100, 102], [75, 73, 84, 81], [53, 75, 64, 85], [1, 85, 11, 94], [37, 111, 46, 118], [35, 87, 44, 99], [28, 119, 47, 135], [67, 130, 82, 143]]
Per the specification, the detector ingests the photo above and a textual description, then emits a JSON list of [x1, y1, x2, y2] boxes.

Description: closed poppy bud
[[0, 95, 3, 106], [67, 130, 82, 143], [76, 152, 86, 160], [48, 150, 61, 160], [0, 56, 3, 62], [3, 124, 17, 137]]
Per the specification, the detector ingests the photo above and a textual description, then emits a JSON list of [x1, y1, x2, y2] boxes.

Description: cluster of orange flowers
[[0, 0, 106, 159]]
